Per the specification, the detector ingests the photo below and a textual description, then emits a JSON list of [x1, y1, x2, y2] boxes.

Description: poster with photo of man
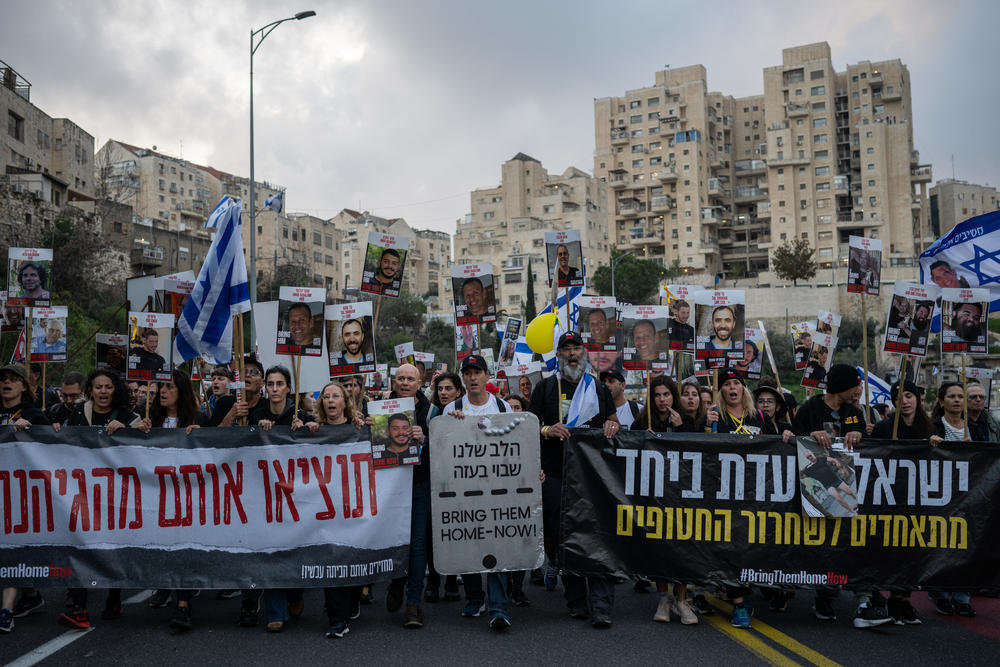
[[790, 321, 815, 371], [544, 230, 584, 288], [96, 333, 128, 373], [621, 304, 671, 371], [7, 247, 53, 307], [729, 327, 763, 380], [883, 282, 939, 356], [325, 300, 376, 377], [575, 296, 616, 351], [369, 397, 420, 470], [797, 438, 858, 518], [940, 288, 989, 355], [815, 310, 842, 337], [507, 362, 543, 401], [413, 351, 435, 384], [801, 333, 837, 390], [451, 263, 496, 325], [0, 291, 25, 332], [360, 232, 409, 298], [989, 303, 1000, 357], [694, 290, 745, 369], [28, 306, 68, 362], [365, 363, 389, 394], [846, 236, 882, 296], [663, 284, 704, 354], [455, 323, 479, 362], [965, 367, 994, 409], [127, 311, 174, 382], [276, 286, 325, 356], [497, 318, 522, 374]]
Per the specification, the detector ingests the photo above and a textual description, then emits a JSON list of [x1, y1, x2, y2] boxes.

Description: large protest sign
[[560, 430, 1000, 591], [28, 305, 68, 362], [507, 362, 543, 401], [0, 424, 412, 588], [801, 332, 836, 390], [791, 320, 815, 371], [545, 230, 584, 288], [127, 312, 174, 381], [430, 412, 544, 574], [368, 397, 419, 469], [663, 285, 703, 354], [989, 304, 1000, 357], [575, 296, 616, 352], [7, 247, 53, 307], [497, 319, 521, 376], [255, 301, 330, 393], [816, 309, 842, 337], [694, 290, 745, 368], [621, 304, 670, 371], [276, 286, 325, 356], [729, 326, 763, 380], [883, 282, 938, 356], [0, 291, 25, 332], [451, 263, 496, 325], [156, 271, 196, 318], [940, 288, 990, 355], [361, 232, 409, 298], [96, 333, 128, 373], [847, 236, 882, 295], [326, 301, 376, 377]]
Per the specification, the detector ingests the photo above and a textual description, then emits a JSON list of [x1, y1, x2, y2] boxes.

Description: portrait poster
[[497, 318, 522, 376], [369, 397, 419, 470], [797, 438, 858, 518], [621, 304, 671, 371], [276, 286, 325, 356], [940, 288, 989, 355], [545, 229, 584, 288], [801, 332, 837, 390], [7, 247, 53, 307], [254, 301, 330, 394], [588, 346, 624, 377], [365, 364, 389, 394], [455, 323, 479, 362], [728, 327, 763, 380], [126, 311, 174, 382], [325, 301, 376, 377], [451, 263, 496, 325], [394, 341, 415, 366], [694, 290, 745, 369], [663, 284, 704, 354], [360, 232, 409, 298], [96, 333, 128, 373], [575, 296, 617, 352], [846, 236, 882, 296], [1, 291, 25, 333], [28, 305, 68, 363], [791, 321, 816, 371], [477, 348, 496, 377], [815, 310, 842, 337], [507, 362, 543, 401], [883, 282, 939, 356]]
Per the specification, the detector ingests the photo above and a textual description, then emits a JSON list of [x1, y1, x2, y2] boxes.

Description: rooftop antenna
[[951, 154, 955, 180]]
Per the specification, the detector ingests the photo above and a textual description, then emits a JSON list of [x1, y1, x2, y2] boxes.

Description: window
[[818, 248, 833, 257], [649, 126, 660, 135], [812, 102, 826, 111], [313, 232, 322, 245], [313, 252, 322, 262], [483, 211, 494, 220], [815, 150, 828, 159], [818, 231, 833, 240], [811, 86, 825, 96], [648, 97, 660, 106], [648, 141, 660, 151], [867, 163, 875, 170], [632, 158, 644, 167], [648, 112, 659, 121], [866, 147, 874, 154], [630, 114, 642, 123], [868, 179, 875, 186], [631, 129, 643, 138], [813, 117, 827, 127], [630, 100, 641, 109], [810, 70, 825, 80], [325, 255, 334, 265], [325, 235, 333, 249], [632, 144, 644, 153], [814, 134, 828, 144], [816, 183, 830, 191], [815, 166, 829, 176], [869, 196, 877, 206]]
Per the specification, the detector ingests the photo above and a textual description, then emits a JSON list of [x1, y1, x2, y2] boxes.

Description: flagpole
[[373, 294, 383, 332], [24, 305, 33, 368], [293, 354, 301, 416], [41, 362, 46, 411], [861, 294, 871, 423], [961, 354, 969, 440], [234, 314, 247, 426], [646, 370, 652, 431], [891, 355, 906, 440]]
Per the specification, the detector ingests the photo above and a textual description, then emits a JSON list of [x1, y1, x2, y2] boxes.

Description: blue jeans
[[405, 479, 431, 606], [263, 589, 302, 623], [930, 591, 971, 604], [463, 573, 509, 614]]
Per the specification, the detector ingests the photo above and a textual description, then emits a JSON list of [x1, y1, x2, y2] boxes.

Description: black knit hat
[[825, 364, 862, 394]]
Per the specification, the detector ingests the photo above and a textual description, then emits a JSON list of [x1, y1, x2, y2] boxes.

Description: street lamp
[[610, 249, 636, 300], [249, 9, 316, 340]]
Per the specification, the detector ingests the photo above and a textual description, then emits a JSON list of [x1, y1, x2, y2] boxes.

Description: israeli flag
[[513, 336, 533, 366], [539, 285, 584, 371], [857, 366, 894, 410], [264, 189, 285, 214], [565, 371, 600, 427], [175, 196, 252, 364]]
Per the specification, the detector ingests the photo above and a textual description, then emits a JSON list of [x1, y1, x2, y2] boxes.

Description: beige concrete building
[[452, 153, 610, 319], [593, 42, 932, 283], [3, 59, 94, 205], [930, 179, 999, 236], [250, 210, 345, 298]]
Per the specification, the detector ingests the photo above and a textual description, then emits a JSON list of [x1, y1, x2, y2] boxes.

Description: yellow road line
[[709, 596, 842, 667], [701, 610, 801, 666]]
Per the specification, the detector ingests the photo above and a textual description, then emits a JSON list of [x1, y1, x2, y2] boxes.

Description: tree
[[524, 257, 537, 322], [590, 249, 676, 304], [371, 292, 427, 364], [771, 239, 818, 286], [258, 261, 310, 302]]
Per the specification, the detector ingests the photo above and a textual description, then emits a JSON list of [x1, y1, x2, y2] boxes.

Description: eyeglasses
[[756, 397, 776, 405], [968, 395, 986, 401], [246, 369, 262, 377]]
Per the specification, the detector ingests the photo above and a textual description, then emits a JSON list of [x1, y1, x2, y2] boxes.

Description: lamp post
[[249, 9, 316, 341], [610, 249, 636, 300]]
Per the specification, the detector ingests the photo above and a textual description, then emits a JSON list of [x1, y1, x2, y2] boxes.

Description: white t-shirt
[[616, 401, 642, 429], [163, 416, 178, 429], [442, 395, 512, 416]]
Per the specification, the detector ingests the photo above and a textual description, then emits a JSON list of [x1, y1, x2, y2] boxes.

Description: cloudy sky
[[4, 0, 998, 237]]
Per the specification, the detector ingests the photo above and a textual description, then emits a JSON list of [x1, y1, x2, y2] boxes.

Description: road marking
[[709, 596, 842, 667], [5, 590, 151, 667], [701, 611, 800, 666]]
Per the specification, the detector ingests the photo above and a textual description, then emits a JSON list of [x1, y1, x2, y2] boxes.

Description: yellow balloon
[[525, 313, 557, 354]]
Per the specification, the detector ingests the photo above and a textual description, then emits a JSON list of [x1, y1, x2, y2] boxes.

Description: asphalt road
[[3, 582, 999, 666]]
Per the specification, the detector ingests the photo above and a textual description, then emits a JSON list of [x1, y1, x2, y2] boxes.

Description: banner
[[560, 431, 1000, 591], [0, 425, 413, 589]]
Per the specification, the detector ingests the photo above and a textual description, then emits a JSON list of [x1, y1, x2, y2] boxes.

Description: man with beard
[[911, 303, 932, 334], [950, 302, 984, 343], [286, 303, 319, 348], [555, 244, 581, 284], [707, 305, 737, 350], [631, 320, 658, 361], [668, 300, 694, 348], [374, 248, 401, 287], [529, 332, 620, 628], [335, 319, 372, 365]]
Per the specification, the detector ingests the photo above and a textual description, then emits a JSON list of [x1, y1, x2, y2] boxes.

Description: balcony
[[617, 199, 643, 217], [833, 175, 849, 193], [911, 196, 922, 210], [787, 103, 809, 117], [734, 159, 766, 174], [610, 128, 628, 144], [650, 195, 674, 210], [734, 186, 768, 202], [654, 164, 678, 181], [882, 87, 902, 102], [911, 166, 932, 182], [131, 247, 164, 268], [701, 214, 721, 226], [756, 202, 771, 218], [609, 171, 628, 190]]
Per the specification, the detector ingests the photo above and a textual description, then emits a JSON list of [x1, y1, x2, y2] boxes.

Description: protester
[[600, 369, 641, 428], [210, 356, 265, 428], [677, 380, 707, 432], [965, 382, 999, 442], [46, 371, 85, 425], [871, 381, 938, 442], [506, 395, 528, 411], [754, 383, 792, 438], [202, 365, 233, 419]]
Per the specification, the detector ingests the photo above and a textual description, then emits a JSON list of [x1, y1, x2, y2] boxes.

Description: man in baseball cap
[[599, 368, 641, 429]]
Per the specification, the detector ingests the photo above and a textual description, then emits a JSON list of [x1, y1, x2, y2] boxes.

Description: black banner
[[560, 431, 1000, 591]]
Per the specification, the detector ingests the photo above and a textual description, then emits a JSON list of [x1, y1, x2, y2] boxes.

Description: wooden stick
[[41, 362, 46, 411], [861, 295, 871, 423], [373, 294, 383, 332], [145, 381, 152, 420], [294, 354, 301, 416], [24, 306, 33, 366], [756, 320, 783, 392], [646, 370, 652, 430], [234, 314, 247, 426], [961, 354, 969, 440], [891, 355, 906, 439]]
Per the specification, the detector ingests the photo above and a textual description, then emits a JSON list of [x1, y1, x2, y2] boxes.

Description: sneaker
[[148, 589, 171, 608], [769, 591, 789, 612], [569, 606, 589, 619], [544, 565, 558, 592], [12, 592, 44, 618], [674, 598, 699, 625], [461, 600, 485, 618], [812, 596, 837, 621], [731, 605, 751, 629], [238, 599, 260, 627], [216, 590, 240, 600], [490, 610, 511, 631], [403, 604, 423, 629], [933, 597, 955, 616], [386, 580, 405, 613], [511, 589, 530, 607], [59, 607, 91, 629], [956, 602, 976, 617], [0, 608, 13, 633], [653, 595, 672, 623], [691, 594, 714, 615], [350, 597, 361, 621], [887, 597, 921, 625], [288, 598, 304, 618], [360, 586, 374, 605], [591, 611, 612, 628], [326, 621, 350, 638], [169, 605, 193, 631], [633, 577, 653, 593], [266, 620, 284, 633], [100, 602, 123, 620], [853, 603, 894, 629]]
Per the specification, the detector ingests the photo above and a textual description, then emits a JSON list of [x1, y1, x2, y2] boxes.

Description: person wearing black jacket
[[754, 384, 792, 438], [871, 380, 940, 443], [931, 381, 988, 443]]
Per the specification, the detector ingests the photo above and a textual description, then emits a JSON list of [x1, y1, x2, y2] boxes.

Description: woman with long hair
[[251, 366, 314, 433], [711, 370, 764, 435], [677, 380, 707, 432], [872, 380, 939, 442]]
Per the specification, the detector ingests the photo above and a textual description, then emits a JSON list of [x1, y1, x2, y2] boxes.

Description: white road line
[[4, 590, 152, 667]]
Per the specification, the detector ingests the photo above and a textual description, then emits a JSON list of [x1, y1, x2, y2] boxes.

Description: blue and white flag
[[175, 196, 252, 365], [539, 285, 584, 371], [513, 336, 533, 366], [565, 371, 600, 427], [919, 210, 1000, 332], [264, 189, 285, 214], [857, 366, 893, 410]]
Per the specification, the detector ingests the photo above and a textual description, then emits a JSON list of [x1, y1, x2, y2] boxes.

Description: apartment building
[[2, 59, 94, 205], [594, 42, 932, 283], [930, 179, 1000, 236], [453, 153, 610, 318]]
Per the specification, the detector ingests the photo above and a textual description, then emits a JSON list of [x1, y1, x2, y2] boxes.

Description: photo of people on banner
[[663, 284, 703, 353], [506, 362, 543, 400], [621, 304, 671, 371], [883, 282, 939, 356], [544, 229, 584, 288], [940, 288, 989, 355], [28, 305, 68, 362], [990, 304, 1000, 357], [791, 321, 814, 370], [451, 262, 496, 325], [1, 291, 24, 332], [694, 290, 745, 368], [815, 309, 842, 337], [127, 311, 174, 381], [801, 332, 837, 390], [728, 326, 763, 380], [847, 235, 882, 296], [7, 247, 53, 307], [276, 286, 325, 356], [325, 300, 376, 377], [369, 397, 420, 469], [96, 333, 128, 372], [797, 438, 858, 518], [361, 232, 409, 298], [497, 318, 521, 374], [575, 296, 616, 351], [455, 323, 478, 362], [157, 272, 196, 318]]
